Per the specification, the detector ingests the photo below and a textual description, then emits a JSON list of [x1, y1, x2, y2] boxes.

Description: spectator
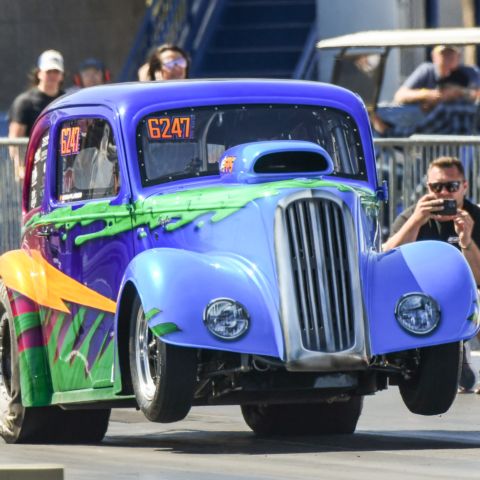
[[394, 45, 480, 110], [8, 49, 65, 179], [383, 156, 480, 392], [138, 44, 190, 81], [372, 45, 480, 137], [71, 58, 110, 90]]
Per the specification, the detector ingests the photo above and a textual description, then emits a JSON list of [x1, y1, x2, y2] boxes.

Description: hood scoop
[[218, 140, 334, 184]]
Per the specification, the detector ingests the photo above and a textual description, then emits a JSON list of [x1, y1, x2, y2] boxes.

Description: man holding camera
[[384, 156, 480, 392]]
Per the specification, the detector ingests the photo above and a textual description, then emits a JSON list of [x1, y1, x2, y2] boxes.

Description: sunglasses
[[162, 58, 187, 70], [428, 181, 462, 193]]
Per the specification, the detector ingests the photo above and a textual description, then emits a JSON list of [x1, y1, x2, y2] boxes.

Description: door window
[[57, 118, 120, 202], [28, 129, 50, 211]]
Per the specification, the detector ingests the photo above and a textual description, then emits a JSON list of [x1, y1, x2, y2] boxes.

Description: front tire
[[399, 342, 461, 415], [241, 396, 363, 436], [129, 296, 197, 423]]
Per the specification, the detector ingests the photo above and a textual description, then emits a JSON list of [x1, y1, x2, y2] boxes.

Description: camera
[[438, 199, 457, 216]]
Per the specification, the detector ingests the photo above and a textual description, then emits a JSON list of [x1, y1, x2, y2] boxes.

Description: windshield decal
[[220, 156, 236, 174], [59, 192, 83, 202], [147, 115, 195, 141], [60, 126, 81, 155]]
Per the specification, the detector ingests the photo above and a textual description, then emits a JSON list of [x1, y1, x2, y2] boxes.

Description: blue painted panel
[[368, 241, 479, 354]]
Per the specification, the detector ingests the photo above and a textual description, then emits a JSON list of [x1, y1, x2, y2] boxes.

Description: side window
[[28, 129, 50, 211], [57, 118, 120, 202]]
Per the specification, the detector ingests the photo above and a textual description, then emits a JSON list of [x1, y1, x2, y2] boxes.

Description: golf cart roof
[[316, 27, 480, 111], [317, 27, 480, 50]]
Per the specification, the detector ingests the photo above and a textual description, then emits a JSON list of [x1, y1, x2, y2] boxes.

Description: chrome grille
[[284, 198, 355, 352]]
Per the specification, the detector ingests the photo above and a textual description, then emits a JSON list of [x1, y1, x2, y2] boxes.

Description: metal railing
[[375, 134, 480, 237], [0, 134, 479, 254], [0, 138, 27, 254]]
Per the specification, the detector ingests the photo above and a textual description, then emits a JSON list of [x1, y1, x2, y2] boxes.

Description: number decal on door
[[60, 127, 81, 155]]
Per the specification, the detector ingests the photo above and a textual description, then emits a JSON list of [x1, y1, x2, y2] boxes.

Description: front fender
[[117, 248, 283, 358], [368, 241, 479, 355]]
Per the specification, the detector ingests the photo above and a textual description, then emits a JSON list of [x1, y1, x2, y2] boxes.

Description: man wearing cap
[[383, 156, 480, 393], [394, 45, 480, 110], [372, 45, 480, 137], [71, 58, 109, 90], [8, 49, 65, 179]]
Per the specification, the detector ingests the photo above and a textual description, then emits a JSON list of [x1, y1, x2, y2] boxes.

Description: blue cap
[[78, 58, 104, 72]]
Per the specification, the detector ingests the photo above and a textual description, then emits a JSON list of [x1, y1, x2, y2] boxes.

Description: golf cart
[[316, 27, 480, 114]]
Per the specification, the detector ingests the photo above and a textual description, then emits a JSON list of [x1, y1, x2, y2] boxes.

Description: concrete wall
[[438, 0, 464, 26], [0, 0, 145, 111]]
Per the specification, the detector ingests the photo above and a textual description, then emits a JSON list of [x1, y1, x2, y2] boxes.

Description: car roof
[[47, 78, 367, 120], [39, 79, 377, 192], [316, 27, 480, 49]]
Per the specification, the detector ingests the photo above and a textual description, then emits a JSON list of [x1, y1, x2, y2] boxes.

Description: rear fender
[[0, 250, 53, 407], [368, 241, 479, 355], [116, 248, 283, 357]]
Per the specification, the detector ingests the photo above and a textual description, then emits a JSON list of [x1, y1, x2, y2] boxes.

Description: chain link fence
[[0, 135, 479, 253]]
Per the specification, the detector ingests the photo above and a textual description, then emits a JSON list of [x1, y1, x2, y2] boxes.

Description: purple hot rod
[[0, 79, 478, 443]]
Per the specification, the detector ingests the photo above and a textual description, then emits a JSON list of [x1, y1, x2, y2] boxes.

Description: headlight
[[203, 298, 250, 340], [395, 293, 440, 335]]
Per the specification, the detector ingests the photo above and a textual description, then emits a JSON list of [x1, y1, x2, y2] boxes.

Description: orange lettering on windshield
[[147, 116, 193, 140]]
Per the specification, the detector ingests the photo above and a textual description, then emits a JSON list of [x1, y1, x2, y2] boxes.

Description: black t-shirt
[[390, 198, 480, 250], [8, 87, 64, 136]]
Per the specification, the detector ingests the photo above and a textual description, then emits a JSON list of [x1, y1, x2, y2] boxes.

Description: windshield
[[137, 104, 367, 186], [333, 52, 383, 110]]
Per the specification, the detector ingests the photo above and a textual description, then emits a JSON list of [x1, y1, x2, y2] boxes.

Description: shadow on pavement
[[102, 429, 480, 454]]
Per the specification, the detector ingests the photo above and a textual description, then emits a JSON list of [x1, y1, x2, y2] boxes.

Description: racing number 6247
[[147, 116, 192, 140]]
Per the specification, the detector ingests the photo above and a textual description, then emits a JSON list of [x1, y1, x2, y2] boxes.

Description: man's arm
[[8, 121, 27, 181], [459, 242, 480, 285], [454, 210, 480, 285], [8, 92, 30, 181], [393, 85, 441, 107], [383, 194, 444, 251], [8, 121, 26, 138], [393, 63, 441, 108]]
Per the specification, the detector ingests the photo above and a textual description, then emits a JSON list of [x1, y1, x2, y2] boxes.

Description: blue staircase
[[191, 0, 317, 78], [119, 0, 318, 82]]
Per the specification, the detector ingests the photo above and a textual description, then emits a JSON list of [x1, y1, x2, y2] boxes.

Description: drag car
[[0, 79, 478, 443]]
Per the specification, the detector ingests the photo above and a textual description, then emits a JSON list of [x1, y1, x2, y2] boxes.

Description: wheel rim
[[135, 304, 159, 402], [0, 311, 12, 416]]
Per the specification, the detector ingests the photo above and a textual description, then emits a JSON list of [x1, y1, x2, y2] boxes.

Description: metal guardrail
[[0, 135, 479, 254], [374, 134, 480, 237], [0, 138, 26, 254]]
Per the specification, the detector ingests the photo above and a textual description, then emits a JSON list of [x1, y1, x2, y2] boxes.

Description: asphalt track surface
[[2, 385, 480, 479]]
